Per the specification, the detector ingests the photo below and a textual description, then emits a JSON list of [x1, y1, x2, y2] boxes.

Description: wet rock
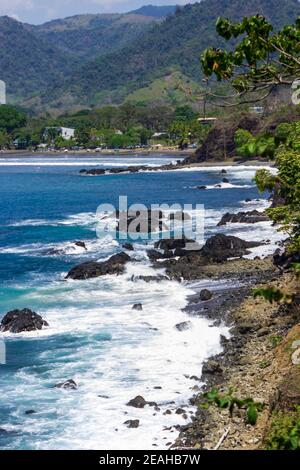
[[132, 303, 143, 311], [80, 169, 106, 175], [217, 210, 270, 226], [132, 275, 169, 283], [221, 169, 227, 174], [200, 289, 213, 301], [25, 410, 36, 415], [175, 321, 192, 331], [55, 379, 78, 390], [66, 252, 131, 280], [154, 237, 194, 252], [200, 234, 262, 263], [74, 241, 87, 250], [0, 309, 48, 333], [127, 396, 147, 408], [222, 178, 230, 183], [176, 408, 186, 415], [197, 186, 207, 190], [122, 243, 134, 251], [147, 249, 165, 261], [124, 419, 140, 428]]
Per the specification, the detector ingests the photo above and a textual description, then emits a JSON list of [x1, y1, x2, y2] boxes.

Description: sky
[[0, 0, 191, 24]]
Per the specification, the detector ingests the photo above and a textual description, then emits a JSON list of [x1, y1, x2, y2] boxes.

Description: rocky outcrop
[[273, 248, 300, 271], [200, 234, 262, 263], [127, 395, 157, 408], [175, 321, 192, 331], [124, 419, 140, 428], [55, 379, 78, 390], [200, 289, 213, 301], [132, 303, 143, 311], [0, 309, 48, 333], [185, 114, 261, 163], [217, 210, 270, 226], [66, 252, 131, 280]]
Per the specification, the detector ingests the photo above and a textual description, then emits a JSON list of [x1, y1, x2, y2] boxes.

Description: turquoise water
[[0, 155, 276, 449]]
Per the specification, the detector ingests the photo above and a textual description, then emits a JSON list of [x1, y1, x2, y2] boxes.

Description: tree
[[0, 105, 26, 133], [201, 15, 300, 105]]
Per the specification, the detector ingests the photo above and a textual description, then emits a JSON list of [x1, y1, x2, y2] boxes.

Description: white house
[[60, 127, 75, 140], [44, 126, 75, 141]]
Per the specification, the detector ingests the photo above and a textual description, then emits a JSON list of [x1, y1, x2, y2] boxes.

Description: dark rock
[[175, 321, 192, 331], [132, 303, 143, 311], [273, 248, 300, 271], [0, 309, 48, 333], [200, 289, 213, 301], [147, 249, 164, 261], [122, 243, 134, 251], [25, 410, 36, 415], [176, 408, 186, 415], [74, 241, 87, 250], [197, 186, 207, 190], [154, 237, 193, 252], [132, 275, 169, 283], [80, 168, 106, 175], [66, 252, 131, 280], [55, 379, 78, 390], [124, 419, 140, 429], [217, 210, 270, 226], [127, 396, 147, 408], [202, 360, 223, 375], [222, 178, 229, 183], [221, 169, 227, 174], [200, 234, 262, 262]]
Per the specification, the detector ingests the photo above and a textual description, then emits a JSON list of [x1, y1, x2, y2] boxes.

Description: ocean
[[0, 154, 282, 449]]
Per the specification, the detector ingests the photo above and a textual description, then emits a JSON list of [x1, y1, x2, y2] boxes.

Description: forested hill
[[129, 5, 177, 17], [0, 11, 163, 102], [38, 0, 300, 111]]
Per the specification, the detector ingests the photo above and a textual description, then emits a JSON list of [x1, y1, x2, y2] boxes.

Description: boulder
[[197, 186, 207, 190], [222, 178, 229, 183], [199, 289, 213, 301], [221, 169, 227, 174], [55, 379, 78, 390], [25, 410, 36, 415], [154, 237, 194, 252], [122, 243, 134, 251], [132, 303, 143, 311], [74, 241, 87, 250], [175, 321, 192, 331], [66, 252, 131, 280], [127, 396, 147, 408], [124, 419, 140, 428], [217, 210, 270, 226], [200, 234, 262, 262], [0, 309, 48, 333]]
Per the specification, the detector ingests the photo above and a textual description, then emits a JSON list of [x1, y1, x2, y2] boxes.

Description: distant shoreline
[[0, 150, 276, 169]]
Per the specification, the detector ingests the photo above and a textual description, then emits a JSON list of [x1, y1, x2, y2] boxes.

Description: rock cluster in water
[[0, 308, 49, 333]]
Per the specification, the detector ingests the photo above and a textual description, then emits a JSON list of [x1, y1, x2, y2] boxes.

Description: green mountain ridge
[[35, 0, 300, 111]]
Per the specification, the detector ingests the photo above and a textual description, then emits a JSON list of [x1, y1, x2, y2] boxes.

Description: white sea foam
[[0, 261, 228, 449]]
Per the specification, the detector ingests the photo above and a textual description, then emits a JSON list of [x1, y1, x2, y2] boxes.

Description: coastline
[[173, 259, 298, 450]]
